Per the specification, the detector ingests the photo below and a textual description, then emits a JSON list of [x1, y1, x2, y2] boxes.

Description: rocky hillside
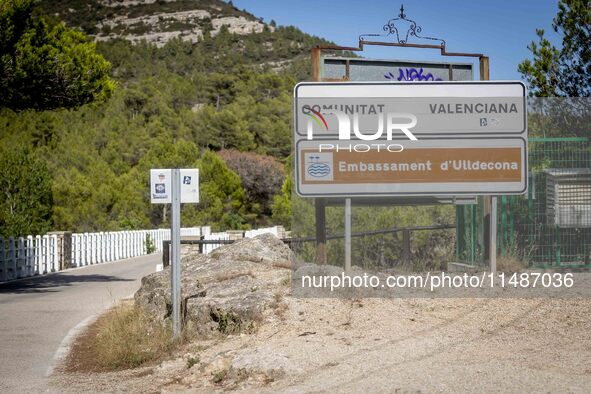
[[41, 0, 274, 47]]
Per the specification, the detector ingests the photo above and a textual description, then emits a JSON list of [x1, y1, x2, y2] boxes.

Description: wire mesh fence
[[288, 227, 456, 272], [457, 137, 591, 268], [289, 201, 457, 272]]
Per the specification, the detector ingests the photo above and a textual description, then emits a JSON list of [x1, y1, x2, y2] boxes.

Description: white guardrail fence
[[202, 232, 230, 255], [0, 227, 206, 282], [0, 225, 286, 282], [201, 226, 286, 254]]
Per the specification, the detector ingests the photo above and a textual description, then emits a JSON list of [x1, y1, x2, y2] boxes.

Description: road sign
[[294, 81, 527, 197], [149, 168, 199, 339], [295, 81, 527, 138], [297, 137, 526, 196], [150, 169, 199, 204]]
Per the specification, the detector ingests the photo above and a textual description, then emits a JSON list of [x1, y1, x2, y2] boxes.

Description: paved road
[[0, 254, 161, 393]]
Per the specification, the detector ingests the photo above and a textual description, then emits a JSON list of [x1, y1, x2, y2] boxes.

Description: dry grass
[[66, 302, 174, 371], [213, 369, 227, 384], [94, 304, 173, 369], [497, 255, 528, 273], [269, 291, 288, 319], [280, 274, 291, 286]]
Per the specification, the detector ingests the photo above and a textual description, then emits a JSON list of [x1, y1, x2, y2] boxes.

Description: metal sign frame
[[321, 57, 474, 82], [305, 5, 500, 271]]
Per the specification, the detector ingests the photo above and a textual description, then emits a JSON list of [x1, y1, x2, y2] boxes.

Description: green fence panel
[[456, 137, 591, 268]]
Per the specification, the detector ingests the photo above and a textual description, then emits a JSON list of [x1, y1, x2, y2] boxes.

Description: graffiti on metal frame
[[385, 67, 443, 81]]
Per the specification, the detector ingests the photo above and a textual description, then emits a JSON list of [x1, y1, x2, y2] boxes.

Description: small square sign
[[150, 169, 199, 204], [180, 169, 199, 203], [150, 169, 171, 203]]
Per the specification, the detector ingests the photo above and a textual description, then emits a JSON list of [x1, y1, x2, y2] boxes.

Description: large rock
[[134, 234, 292, 337]]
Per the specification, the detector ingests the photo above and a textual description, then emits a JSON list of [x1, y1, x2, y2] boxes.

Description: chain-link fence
[[457, 137, 591, 268]]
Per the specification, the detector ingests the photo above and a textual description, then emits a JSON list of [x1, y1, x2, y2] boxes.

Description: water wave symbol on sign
[[307, 162, 331, 177]]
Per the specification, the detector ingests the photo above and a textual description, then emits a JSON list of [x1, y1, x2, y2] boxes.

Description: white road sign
[[294, 81, 527, 197], [295, 81, 527, 138], [150, 169, 199, 204]]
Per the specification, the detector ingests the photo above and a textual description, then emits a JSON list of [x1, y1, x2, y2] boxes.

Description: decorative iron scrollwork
[[359, 4, 446, 47]]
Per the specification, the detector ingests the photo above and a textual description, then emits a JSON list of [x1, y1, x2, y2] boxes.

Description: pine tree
[[518, 0, 590, 97], [0, 146, 53, 237], [0, 0, 115, 110]]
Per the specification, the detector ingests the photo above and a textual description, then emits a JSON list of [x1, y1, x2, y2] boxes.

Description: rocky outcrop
[[99, 0, 182, 7], [95, 30, 204, 47], [98, 9, 211, 29], [211, 16, 267, 35], [93, 1, 273, 47], [134, 234, 292, 337]]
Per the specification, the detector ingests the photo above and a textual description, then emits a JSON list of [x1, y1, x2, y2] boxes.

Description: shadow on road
[[0, 274, 134, 294]]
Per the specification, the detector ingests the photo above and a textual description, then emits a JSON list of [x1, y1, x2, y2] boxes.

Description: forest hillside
[[0, 0, 337, 236]]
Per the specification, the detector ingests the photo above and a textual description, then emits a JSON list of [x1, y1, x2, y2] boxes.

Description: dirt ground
[[51, 294, 591, 393]]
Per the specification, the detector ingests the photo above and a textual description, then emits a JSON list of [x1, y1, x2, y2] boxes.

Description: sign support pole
[[151, 168, 199, 340], [312, 46, 327, 264], [479, 56, 497, 273], [490, 196, 497, 273], [315, 199, 327, 264], [345, 198, 352, 272], [170, 169, 182, 339]]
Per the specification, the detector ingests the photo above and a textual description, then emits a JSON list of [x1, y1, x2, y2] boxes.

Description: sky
[[231, 0, 562, 81]]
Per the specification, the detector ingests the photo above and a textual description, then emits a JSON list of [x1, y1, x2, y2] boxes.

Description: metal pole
[[311, 47, 328, 265], [170, 169, 182, 339], [315, 198, 327, 264], [345, 198, 351, 272], [402, 229, 411, 265], [311, 47, 321, 81], [479, 56, 496, 272], [490, 196, 497, 273]]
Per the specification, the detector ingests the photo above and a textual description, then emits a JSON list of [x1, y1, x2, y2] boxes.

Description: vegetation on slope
[[0, 0, 334, 236]]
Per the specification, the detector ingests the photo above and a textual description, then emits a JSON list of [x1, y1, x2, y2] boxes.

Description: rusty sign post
[[307, 4, 502, 271]]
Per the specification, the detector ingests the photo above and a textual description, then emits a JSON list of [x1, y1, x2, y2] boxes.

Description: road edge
[[45, 291, 138, 378], [45, 313, 100, 377]]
